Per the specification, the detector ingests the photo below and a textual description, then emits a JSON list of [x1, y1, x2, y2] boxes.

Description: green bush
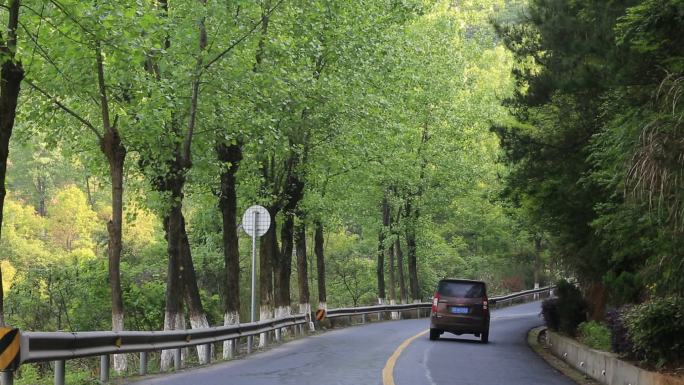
[[15, 365, 41, 385], [578, 321, 611, 351], [541, 297, 560, 330], [555, 280, 587, 336], [625, 296, 684, 368], [606, 306, 633, 355]]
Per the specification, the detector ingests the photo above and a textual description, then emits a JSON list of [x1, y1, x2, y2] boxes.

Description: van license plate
[[451, 306, 469, 314]]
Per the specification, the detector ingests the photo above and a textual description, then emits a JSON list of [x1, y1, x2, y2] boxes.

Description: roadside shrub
[[577, 321, 611, 351], [624, 296, 684, 368], [541, 280, 587, 336], [605, 306, 633, 355], [541, 298, 560, 330], [15, 365, 41, 385], [556, 280, 587, 336]]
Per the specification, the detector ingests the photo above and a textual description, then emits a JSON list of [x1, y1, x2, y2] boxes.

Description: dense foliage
[[624, 297, 684, 368], [0, 0, 543, 361], [540, 279, 587, 336], [495, 0, 684, 308], [496, 0, 683, 368], [577, 321, 612, 352]]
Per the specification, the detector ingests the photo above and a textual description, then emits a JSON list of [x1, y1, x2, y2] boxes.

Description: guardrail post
[[54, 360, 65, 385], [247, 336, 253, 354], [100, 355, 109, 383], [275, 327, 281, 343], [203, 343, 212, 364], [223, 339, 235, 359], [299, 324, 304, 335], [361, 314, 366, 324], [139, 352, 148, 376], [173, 349, 181, 371], [1, 371, 13, 385]]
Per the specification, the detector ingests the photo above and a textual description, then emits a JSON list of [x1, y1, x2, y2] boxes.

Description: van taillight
[[432, 293, 440, 313], [483, 299, 488, 310]]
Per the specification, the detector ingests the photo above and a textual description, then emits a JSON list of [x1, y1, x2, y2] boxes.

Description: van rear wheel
[[481, 330, 489, 343], [429, 329, 440, 341]]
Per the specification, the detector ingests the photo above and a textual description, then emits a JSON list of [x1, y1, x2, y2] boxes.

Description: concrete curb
[[528, 326, 599, 385], [546, 330, 684, 385]]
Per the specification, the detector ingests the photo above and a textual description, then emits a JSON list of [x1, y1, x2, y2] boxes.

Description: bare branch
[[202, 0, 287, 72], [6, 0, 20, 53], [182, 0, 208, 168], [25, 79, 102, 141], [95, 42, 112, 134]]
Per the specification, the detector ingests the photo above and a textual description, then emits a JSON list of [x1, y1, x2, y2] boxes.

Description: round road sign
[[242, 205, 271, 237]]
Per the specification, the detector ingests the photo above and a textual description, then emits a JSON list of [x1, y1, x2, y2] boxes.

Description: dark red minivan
[[429, 279, 490, 343]]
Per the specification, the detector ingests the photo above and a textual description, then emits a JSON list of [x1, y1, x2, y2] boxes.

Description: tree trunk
[[103, 138, 126, 372], [396, 238, 407, 304], [295, 221, 310, 318], [405, 221, 419, 302], [161, 211, 183, 371], [314, 221, 326, 310], [0, 0, 24, 326], [533, 235, 542, 290], [179, 214, 211, 363], [276, 213, 294, 317], [377, 196, 390, 304], [84, 175, 95, 210], [216, 142, 242, 359], [388, 238, 396, 304], [96, 41, 129, 372], [36, 175, 47, 216]]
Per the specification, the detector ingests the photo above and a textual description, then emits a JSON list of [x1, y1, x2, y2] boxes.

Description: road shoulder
[[527, 326, 599, 385]]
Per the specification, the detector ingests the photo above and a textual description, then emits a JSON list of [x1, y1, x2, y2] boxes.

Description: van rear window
[[438, 281, 484, 298]]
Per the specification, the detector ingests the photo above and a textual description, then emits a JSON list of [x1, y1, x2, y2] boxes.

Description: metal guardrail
[[325, 285, 555, 322], [490, 285, 555, 305], [2, 285, 554, 385], [20, 315, 306, 364]]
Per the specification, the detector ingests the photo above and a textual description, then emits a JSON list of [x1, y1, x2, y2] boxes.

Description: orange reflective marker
[[0, 327, 20, 371]]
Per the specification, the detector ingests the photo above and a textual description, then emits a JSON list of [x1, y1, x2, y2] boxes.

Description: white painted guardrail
[[1, 285, 554, 385]]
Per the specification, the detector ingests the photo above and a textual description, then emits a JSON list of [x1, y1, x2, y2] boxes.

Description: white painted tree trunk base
[[177, 315, 187, 365], [390, 299, 400, 320], [190, 313, 211, 364], [275, 306, 291, 337], [299, 303, 314, 331], [259, 306, 272, 347], [160, 311, 178, 371], [223, 311, 239, 359], [112, 313, 127, 373]]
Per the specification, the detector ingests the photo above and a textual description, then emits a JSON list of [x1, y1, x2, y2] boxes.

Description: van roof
[[439, 278, 486, 285]]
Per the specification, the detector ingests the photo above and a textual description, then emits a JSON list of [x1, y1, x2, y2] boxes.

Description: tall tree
[[377, 195, 389, 304], [216, 140, 242, 359], [314, 221, 327, 311], [20, 1, 153, 370], [295, 221, 311, 321], [0, 0, 23, 326]]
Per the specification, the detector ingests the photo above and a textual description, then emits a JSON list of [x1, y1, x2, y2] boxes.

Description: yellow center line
[[382, 329, 429, 385]]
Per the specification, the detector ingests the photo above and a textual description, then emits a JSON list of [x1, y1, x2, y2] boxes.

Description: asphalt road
[[132, 301, 575, 385]]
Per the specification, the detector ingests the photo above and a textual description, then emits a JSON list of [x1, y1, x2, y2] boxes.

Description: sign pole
[[248, 211, 258, 354], [241, 205, 270, 354], [250, 211, 258, 324]]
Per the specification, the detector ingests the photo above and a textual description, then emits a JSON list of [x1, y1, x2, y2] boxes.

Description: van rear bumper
[[430, 315, 489, 334]]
